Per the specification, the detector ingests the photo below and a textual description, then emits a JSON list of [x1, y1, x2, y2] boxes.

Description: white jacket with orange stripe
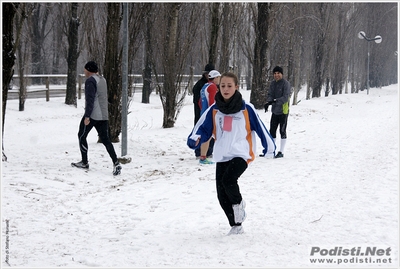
[[187, 100, 276, 164]]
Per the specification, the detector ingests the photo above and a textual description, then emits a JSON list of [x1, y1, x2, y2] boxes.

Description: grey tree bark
[[208, 3, 220, 66], [250, 3, 271, 109], [104, 3, 122, 142], [2, 3, 20, 161], [65, 3, 80, 107]]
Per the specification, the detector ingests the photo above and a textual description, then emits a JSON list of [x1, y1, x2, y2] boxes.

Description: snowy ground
[[1, 84, 399, 268]]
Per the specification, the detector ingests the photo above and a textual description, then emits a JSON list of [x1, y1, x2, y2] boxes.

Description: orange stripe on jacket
[[243, 109, 254, 164], [212, 108, 217, 142]]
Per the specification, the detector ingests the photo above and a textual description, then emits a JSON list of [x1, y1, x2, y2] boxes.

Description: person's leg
[[206, 138, 214, 157], [278, 114, 288, 155], [77, 117, 94, 164], [94, 120, 118, 164], [269, 113, 279, 139], [199, 138, 213, 163], [216, 161, 235, 226], [194, 103, 200, 125], [194, 104, 201, 158], [216, 158, 248, 226]]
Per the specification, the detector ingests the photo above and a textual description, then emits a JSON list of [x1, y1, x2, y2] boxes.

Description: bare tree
[[250, 3, 271, 109], [29, 3, 52, 84], [208, 3, 220, 66], [81, 4, 107, 65], [15, 3, 30, 112], [127, 3, 147, 97], [2, 3, 20, 161], [238, 3, 256, 90], [158, 3, 181, 128], [219, 3, 242, 74], [6, 2, 398, 130], [309, 3, 333, 98], [142, 3, 154, 104], [104, 3, 122, 142], [65, 3, 80, 106], [150, 3, 199, 128]]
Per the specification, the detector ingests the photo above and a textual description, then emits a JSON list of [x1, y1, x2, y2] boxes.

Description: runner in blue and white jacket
[[187, 72, 276, 235]]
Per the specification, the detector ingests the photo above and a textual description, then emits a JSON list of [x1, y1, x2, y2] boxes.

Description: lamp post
[[358, 31, 382, 95]]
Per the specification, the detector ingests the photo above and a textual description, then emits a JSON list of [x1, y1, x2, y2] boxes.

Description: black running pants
[[216, 157, 248, 226], [270, 113, 288, 139], [77, 117, 118, 164]]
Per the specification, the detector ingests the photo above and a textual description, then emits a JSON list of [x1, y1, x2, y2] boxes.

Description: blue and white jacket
[[187, 100, 276, 164]]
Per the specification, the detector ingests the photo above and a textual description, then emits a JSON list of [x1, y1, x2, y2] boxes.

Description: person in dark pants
[[187, 72, 275, 235], [192, 63, 215, 158], [71, 61, 122, 176], [264, 66, 291, 158], [216, 157, 248, 227], [198, 70, 221, 164]]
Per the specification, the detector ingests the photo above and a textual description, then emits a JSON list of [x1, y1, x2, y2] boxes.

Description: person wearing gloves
[[187, 72, 276, 235], [264, 66, 291, 158]]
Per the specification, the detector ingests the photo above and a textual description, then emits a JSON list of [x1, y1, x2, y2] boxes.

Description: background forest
[[2, 2, 398, 142]]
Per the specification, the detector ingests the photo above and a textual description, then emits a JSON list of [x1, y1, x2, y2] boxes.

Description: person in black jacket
[[264, 66, 291, 158], [192, 63, 215, 158], [193, 63, 214, 124]]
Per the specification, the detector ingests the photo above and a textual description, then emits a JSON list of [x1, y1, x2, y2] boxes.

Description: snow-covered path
[[2, 85, 398, 267]]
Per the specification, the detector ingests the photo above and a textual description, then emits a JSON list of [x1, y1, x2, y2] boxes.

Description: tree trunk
[[104, 3, 122, 142], [16, 4, 27, 112], [65, 3, 80, 107], [208, 3, 220, 66], [17, 41, 27, 112], [325, 77, 330, 97], [142, 3, 153, 104], [332, 4, 346, 95], [30, 3, 51, 84], [161, 3, 181, 128], [219, 4, 231, 73], [2, 3, 20, 161], [311, 27, 325, 98], [250, 3, 270, 109]]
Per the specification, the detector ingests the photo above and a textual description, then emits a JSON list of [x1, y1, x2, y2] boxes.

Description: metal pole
[[121, 3, 128, 156], [367, 41, 370, 95]]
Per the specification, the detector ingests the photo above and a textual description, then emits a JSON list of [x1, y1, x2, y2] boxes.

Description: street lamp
[[358, 31, 382, 95]]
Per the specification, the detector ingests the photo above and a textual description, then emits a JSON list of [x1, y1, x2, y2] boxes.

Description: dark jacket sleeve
[[266, 81, 275, 103], [274, 80, 290, 106], [84, 77, 97, 118]]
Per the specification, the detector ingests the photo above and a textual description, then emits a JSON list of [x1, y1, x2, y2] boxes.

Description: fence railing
[[10, 74, 204, 101], [11, 74, 69, 101], [9, 74, 245, 101]]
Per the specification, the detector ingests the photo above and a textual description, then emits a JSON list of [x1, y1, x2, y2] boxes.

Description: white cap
[[208, 70, 221, 79]]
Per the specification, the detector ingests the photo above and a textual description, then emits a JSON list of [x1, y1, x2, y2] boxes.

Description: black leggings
[[77, 117, 118, 164], [216, 157, 248, 226], [270, 113, 288, 139]]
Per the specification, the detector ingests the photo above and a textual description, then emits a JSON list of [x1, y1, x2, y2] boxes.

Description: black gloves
[[264, 100, 276, 112], [263, 103, 270, 112]]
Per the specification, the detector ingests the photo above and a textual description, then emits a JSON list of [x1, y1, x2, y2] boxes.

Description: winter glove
[[263, 103, 269, 112], [264, 100, 276, 112]]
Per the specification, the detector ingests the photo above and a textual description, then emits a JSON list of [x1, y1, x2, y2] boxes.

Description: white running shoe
[[227, 225, 244, 235], [113, 162, 122, 176], [232, 200, 246, 224]]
